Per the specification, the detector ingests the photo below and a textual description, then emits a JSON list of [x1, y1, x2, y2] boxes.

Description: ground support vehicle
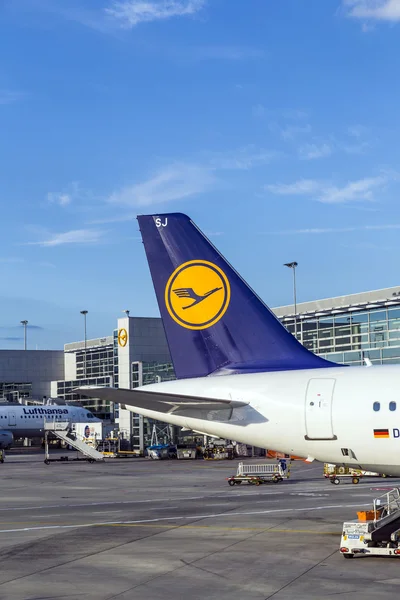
[[227, 461, 285, 486], [43, 421, 104, 465], [204, 444, 234, 460], [324, 463, 385, 485], [340, 488, 400, 558]]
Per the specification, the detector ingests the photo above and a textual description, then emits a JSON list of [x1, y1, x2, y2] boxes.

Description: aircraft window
[[390, 402, 397, 412], [373, 402, 380, 412]]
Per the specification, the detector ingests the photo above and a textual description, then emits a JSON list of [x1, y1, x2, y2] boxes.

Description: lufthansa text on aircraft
[[22, 407, 69, 415]]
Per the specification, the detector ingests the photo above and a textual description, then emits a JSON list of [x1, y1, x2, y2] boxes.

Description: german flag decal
[[374, 429, 390, 438]]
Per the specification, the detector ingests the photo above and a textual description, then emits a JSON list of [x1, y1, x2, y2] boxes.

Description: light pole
[[284, 262, 298, 339], [80, 310, 88, 378], [20, 320, 28, 350]]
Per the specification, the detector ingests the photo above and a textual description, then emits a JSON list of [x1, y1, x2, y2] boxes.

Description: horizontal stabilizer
[[76, 386, 248, 414]]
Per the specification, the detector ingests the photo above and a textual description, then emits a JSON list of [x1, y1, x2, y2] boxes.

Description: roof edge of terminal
[[273, 285, 400, 319]]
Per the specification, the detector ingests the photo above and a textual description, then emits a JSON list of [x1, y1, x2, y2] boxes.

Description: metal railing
[[373, 488, 400, 521], [43, 419, 72, 431], [237, 462, 283, 476]]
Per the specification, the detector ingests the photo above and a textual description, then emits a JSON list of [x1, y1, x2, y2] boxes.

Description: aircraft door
[[7, 412, 17, 427], [305, 379, 337, 440]]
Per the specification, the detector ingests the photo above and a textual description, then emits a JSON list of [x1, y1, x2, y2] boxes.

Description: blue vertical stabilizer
[[138, 213, 336, 379]]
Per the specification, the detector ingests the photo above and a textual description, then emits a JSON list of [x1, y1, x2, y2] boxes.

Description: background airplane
[[0, 402, 99, 449]]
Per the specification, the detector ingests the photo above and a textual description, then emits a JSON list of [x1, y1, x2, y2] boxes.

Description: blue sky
[[1, 0, 400, 350]]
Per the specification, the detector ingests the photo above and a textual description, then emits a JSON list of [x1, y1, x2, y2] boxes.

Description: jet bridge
[[44, 420, 104, 464]]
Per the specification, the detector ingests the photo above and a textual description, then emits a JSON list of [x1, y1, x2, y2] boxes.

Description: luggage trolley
[[324, 463, 386, 485], [227, 461, 286, 486]]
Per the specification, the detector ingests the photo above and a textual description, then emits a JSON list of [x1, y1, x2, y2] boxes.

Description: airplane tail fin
[[137, 213, 336, 379]]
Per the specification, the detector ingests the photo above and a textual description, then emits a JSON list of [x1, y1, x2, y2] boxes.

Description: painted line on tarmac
[[0, 492, 285, 513], [148, 506, 179, 511], [107, 523, 341, 534], [0, 502, 369, 534], [92, 511, 123, 515], [289, 466, 322, 474]]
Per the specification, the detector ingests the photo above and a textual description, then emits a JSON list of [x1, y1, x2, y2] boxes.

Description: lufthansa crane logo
[[165, 260, 230, 330], [118, 328, 128, 347]]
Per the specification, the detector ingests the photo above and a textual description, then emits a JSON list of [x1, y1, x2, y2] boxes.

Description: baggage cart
[[324, 463, 383, 485], [227, 461, 285, 486]]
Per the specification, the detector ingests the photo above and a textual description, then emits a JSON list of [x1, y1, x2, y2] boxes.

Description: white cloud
[[208, 146, 277, 170], [347, 124, 368, 137], [252, 104, 266, 118], [108, 163, 215, 207], [105, 0, 206, 28], [192, 46, 263, 61], [280, 124, 312, 141], [252, 106, 308, 121], [106, 147, 276, 210], [342, 140, 371, 154], [47, 192, 72, 207], [265, 179, 322, 196], [319, 176, 386, 203], [343, 0, 400, 21], [36, 261, 56, 268], [0, 257, 24, 263], [268, 224, 400, 235], [298, 143, 332, 160], [266, 175, 388, 204], [0, 90, 24, 105], [46, 181, 94, 208], [27, 229, 106, 247]]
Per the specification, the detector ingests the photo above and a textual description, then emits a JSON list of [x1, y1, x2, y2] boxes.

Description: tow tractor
[[227, 461, 287, 486], [340, 488, 400, 558]]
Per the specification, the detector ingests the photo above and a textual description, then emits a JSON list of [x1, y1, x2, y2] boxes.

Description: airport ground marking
[[106, 524, 341, 535], [0, 502, 370, 534], [0, 492, 286, 513]]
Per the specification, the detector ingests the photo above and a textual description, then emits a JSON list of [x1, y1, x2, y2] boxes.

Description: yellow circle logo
[[118, 328, 128, 347], [165, 260, 230, 330]]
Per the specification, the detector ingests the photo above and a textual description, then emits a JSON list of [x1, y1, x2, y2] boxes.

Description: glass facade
[[0, 382, 32, 402], [281, 305, 400, 366], [56, 376, 113, 419], [56, 334, 120, 419], [75, 344, 116, 380], [130, 361, 176, 449]]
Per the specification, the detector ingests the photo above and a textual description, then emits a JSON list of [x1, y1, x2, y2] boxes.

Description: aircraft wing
[[75, 386, 248, 414]]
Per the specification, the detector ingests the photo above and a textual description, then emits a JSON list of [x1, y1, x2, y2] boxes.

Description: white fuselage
[[128, 364, 400, 475], [0, 404, 99, 438]]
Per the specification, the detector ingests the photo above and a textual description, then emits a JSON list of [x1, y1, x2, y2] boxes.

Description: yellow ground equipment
[[324, 463, 385, 485]]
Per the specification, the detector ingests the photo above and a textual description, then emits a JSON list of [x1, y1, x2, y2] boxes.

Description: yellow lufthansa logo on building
[[118, 328, 128, 347], [165, 260, 231, 330]]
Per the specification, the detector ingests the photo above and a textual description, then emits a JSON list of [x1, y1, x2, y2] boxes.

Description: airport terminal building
[[274, 286, 400, 367], [2, 285, 400, 449]]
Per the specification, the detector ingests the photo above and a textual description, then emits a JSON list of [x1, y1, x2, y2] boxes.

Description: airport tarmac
[[0, 454, 400, 600]]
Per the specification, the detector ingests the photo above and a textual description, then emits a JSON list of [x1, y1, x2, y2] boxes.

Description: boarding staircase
[[44, 420, 104, 461], [367, 488, 400, 543]]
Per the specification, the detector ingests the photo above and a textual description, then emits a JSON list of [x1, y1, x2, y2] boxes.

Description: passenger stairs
[[44, 420, 104, 462], [340, 488, 400, 558]]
